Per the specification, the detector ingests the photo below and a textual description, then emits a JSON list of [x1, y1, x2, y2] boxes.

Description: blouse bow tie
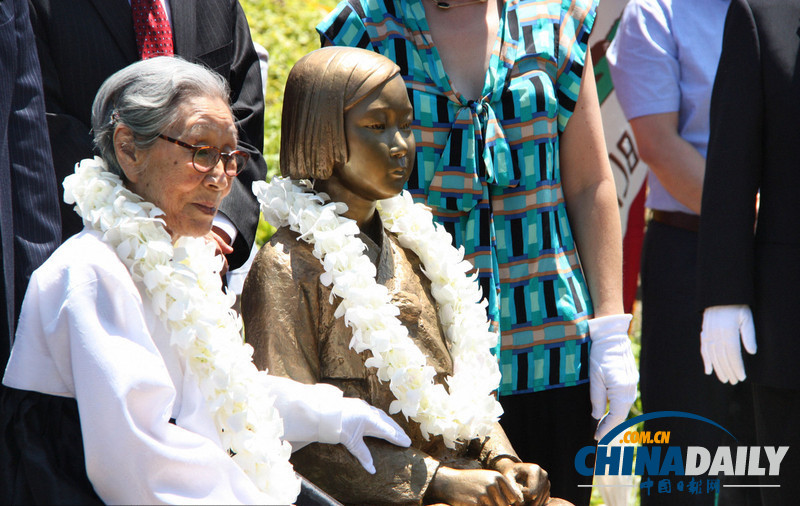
[[427, 97, 518, 213]]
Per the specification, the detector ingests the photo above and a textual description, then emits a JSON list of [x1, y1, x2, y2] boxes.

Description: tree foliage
[[240, 0, 338, 244]]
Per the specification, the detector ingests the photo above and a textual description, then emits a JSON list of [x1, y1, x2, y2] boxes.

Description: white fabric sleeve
[[606, 0, 680, 120], [39, 258, 270, 504]]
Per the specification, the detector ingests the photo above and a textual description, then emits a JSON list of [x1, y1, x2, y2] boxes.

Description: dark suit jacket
[[698, 0, 800, 389], [28, 0, 266, 268], [0, 0, 61, 363]]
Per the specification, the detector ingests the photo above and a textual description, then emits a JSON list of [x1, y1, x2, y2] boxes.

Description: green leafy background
[[240, 0, 338, 245]]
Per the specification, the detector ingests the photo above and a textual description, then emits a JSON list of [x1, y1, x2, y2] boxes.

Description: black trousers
[[500, 383, 595, 506], [640, 221, 759, 506], [751, 383, 800, 503]]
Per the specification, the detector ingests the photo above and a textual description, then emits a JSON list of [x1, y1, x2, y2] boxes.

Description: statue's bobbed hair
[[280, 47, 402, 180], [91, 56, 231, 177]]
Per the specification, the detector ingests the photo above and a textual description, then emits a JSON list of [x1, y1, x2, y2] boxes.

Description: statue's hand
[[494, 458, 551, 506], [427, 466, 524, 505]]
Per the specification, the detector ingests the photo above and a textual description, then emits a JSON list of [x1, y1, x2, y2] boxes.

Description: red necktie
[[131, 0, 174, 59]]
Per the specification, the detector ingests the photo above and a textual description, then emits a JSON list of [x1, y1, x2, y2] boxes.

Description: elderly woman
[[243, 46, 571, 506], [0, 56, 409, 505]]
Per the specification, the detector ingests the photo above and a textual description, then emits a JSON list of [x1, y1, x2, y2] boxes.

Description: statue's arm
[[241, 236, 441, 503], [241, 235, 321, 381], [291, 437, 440, 505], [471, 422, 522, 469]]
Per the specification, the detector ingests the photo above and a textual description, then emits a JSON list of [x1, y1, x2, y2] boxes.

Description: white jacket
[[4, 230, 346, 504]]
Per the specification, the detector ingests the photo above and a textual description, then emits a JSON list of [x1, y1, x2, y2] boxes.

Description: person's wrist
[[588, 313, 632, 343]]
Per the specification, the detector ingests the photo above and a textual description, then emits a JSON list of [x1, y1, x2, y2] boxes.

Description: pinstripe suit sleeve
[[8, 0, 61, 323]]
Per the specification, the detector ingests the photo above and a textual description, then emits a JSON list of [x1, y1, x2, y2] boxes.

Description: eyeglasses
[[158, 134, 249, 177]]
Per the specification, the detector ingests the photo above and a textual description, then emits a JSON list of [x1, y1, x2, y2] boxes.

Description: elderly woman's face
[[128, 95, 236, 238]]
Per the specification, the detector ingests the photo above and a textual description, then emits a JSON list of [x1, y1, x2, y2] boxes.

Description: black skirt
[[0, 384, 102, 504]]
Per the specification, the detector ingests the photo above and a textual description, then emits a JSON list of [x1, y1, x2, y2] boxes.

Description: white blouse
[[4, 230, 345, 504]]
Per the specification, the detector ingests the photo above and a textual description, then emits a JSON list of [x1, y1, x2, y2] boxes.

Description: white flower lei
[[254, 176, 503, 448], [63, 158, 300, 504]]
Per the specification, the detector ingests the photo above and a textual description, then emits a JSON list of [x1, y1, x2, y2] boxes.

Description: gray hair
[[91, 56, 231, 176]]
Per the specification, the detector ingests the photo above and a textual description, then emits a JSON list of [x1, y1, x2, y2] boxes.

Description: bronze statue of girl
[[243, 46, 571, 506]]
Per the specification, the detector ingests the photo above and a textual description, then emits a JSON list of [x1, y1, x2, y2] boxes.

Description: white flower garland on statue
[[253, 176, 503, 448], [63, 158, 300, 504]]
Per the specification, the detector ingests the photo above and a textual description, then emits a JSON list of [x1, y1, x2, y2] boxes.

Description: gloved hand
[[588, 314, 638, 441], [701, 305, 757, 385], [265, 377, 411, 474], [339, 397, 411, 474]]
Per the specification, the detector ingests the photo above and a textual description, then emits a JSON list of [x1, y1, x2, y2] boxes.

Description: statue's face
[[338, 74, 415, 202]]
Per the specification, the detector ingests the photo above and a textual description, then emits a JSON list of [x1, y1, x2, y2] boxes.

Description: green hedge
[[240, 0, 338, 245]]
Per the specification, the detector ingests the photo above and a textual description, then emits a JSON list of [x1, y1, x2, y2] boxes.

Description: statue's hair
[[91, 56, 231, 177], [280, 47, 401, 179]]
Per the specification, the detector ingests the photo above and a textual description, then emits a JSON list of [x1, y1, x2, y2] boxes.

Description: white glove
[[588, 314, 638, 441], [594, 438, 635, 506], [266, 377, 410, 474], [700, 305, 757, 385], [338, 397, 412, 474]]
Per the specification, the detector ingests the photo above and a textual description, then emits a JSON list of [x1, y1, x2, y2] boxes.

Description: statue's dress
[[242, 219, 519, 505]]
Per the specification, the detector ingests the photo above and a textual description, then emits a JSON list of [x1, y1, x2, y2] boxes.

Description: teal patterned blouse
[[318, 0, 597, 395]]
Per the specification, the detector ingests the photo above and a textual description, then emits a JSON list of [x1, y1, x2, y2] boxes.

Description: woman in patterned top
[[317, 1, 637, 503]]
